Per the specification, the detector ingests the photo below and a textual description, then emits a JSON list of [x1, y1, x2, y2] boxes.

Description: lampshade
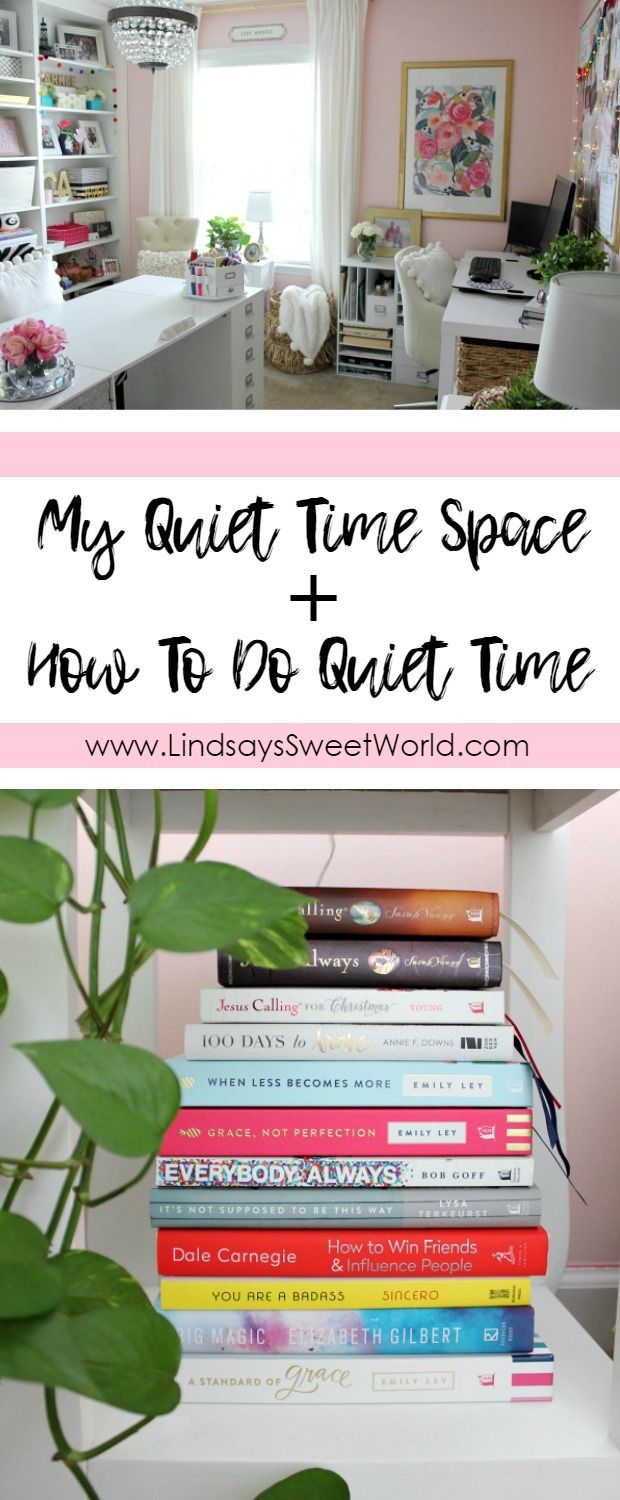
[[109, 2, 198, 70], [534, 271, 620, 409], [246, 191, 274, 223]]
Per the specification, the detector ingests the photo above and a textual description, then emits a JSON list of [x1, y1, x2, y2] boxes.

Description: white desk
[[439, 251, 542, 402], [0, 276, 264, 410]]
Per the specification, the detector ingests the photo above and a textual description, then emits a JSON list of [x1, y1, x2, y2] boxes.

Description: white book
[[199, 988, 506, 1026], [185, 1022, 514, 1063], [156, 1156, 536, 1190], [179, 1340, 553, 1404]]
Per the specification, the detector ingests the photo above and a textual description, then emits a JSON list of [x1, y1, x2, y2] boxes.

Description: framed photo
[[101, 256, 120, 277], [0, 113, 23, 155], [82, 120, 107, 156], [40, 118, 61, 154], [364, 206, 422, 256], [56, 25, 107, 66], [399, 60, 513, 221], [0, 10, 18, 50]]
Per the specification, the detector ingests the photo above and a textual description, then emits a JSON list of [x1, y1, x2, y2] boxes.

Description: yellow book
[[160, 1277, 531, 1311]]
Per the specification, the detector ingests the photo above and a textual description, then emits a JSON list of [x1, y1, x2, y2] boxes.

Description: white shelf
[[0, 101, 35, 109], [0, 201, 39, 211], [62, 272, 120, 297], [0, 154, 37, 161], [38, 57, 115, 74], [82, 1291, 619, 1500], [0, 47, 34, 59], [40, 108, 116, 116], [46, 194, 116, 209], [42, 152, 113, 160], [52, 234, 118, 254]]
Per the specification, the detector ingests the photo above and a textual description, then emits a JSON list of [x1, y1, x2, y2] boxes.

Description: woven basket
[[266, 289, 337, 374], [456, 337, 538, 395]]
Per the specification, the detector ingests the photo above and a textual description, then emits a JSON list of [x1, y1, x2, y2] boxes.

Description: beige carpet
[[264, 362, 434, 410]]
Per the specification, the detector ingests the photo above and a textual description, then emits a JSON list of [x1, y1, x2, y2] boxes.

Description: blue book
[[156, 1298, 535, 1356], [165, 1057, 532, 1108]]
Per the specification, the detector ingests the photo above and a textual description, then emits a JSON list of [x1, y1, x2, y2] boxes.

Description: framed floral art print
[[399, 60, 513, 221]]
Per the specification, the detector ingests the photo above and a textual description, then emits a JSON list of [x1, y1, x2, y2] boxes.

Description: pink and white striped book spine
[[160, 1106, 533, 1158], [178, 1341, 554, 1404]]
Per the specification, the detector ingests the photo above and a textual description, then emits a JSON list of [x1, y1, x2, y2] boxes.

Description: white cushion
[[137, 248, 189, 279], [0, 252, 62, 320], [400, 242, 456, 307]]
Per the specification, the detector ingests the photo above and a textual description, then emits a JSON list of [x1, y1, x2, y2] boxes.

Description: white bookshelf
[[0, 0, 129, 292], [337, 256, 438, 390], [0, 790, 618, 1500]]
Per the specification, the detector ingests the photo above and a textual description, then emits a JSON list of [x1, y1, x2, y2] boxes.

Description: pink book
[[160, 1106, 533, 1158]]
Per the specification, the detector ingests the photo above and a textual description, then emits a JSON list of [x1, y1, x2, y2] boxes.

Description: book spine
[[166, 1058, 531, 1108], [184, 1022, 515, 1063], [156, 1226, 548, 1277], [160, 1276, 531, 1312], [200, 988, 507, 1025], [218, 939, 503, 990], [161, 1106, 533, 1157], [159, 1303, 536, 1356], [155, 1155, 536, 1190], [178, 1346, 554, 1403], [149, 1191, 543, 1228], [297, 889, 499, 938]]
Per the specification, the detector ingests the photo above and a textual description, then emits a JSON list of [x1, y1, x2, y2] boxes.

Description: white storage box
[[0, 163, 36, 210], [185, 262, 244, 301]]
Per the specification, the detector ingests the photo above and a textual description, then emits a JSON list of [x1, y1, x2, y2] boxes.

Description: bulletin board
[[575, 0, 620, 250]]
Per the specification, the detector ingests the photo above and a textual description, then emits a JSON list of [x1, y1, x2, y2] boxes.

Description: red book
[[156, 1225, 549, 1278]]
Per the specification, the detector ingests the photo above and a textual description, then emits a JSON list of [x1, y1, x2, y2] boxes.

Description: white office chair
[[394, 244, 456, 409], [136, 215, 199, 278]]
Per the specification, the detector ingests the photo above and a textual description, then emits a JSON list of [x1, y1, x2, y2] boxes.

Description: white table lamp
[[534, 271, 620, 409], [246, 190, 274, 259]]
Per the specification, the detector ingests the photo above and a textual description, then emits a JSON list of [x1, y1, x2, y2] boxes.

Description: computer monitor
[[539, 176, 576, 252]]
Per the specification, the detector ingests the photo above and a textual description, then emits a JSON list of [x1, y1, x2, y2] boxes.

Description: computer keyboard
[[470, 256, 502, 283]]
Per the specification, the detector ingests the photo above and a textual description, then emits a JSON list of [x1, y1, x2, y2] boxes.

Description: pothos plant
[[0, 790, 349, 1500]]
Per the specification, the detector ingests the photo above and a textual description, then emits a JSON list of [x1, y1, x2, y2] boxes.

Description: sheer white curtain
[[148, 6, 202, 216], [307, 0, 369, 295]]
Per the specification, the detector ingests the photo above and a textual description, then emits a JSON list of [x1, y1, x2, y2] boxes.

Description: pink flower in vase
[[15, 318, 46, 344], [33, 324, 67, 360], [0, 329, 34, 367]]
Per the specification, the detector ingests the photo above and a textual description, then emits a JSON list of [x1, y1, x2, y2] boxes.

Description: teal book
[[156, 1298, 535, 1356], [165, 1057, 532, 1108]]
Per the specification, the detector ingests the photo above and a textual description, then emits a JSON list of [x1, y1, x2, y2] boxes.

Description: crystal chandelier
[[108, 1, 198, 70]]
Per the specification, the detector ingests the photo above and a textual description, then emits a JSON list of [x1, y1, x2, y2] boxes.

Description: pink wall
[[359, 0, 578, 258], [126, 0, 581, 265]]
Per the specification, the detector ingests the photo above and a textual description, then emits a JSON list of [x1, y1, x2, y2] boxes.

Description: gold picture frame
[[364, 206, 422, 256], [399, 60, 513, 222]]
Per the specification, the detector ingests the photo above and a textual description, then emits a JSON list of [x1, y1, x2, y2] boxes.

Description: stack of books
[[153, 886, 554, 1407]]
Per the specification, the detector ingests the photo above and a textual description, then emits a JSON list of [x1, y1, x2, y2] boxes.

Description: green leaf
[[129, 861, 307, 958], [0, 837, 73, 922], [0, 969, 7, 1018], [0, 1213, 64, 1321], [16, 1041, 180, 1158], [226, 907, 308, 969], [3, 791, 81, 809], [253, 1472, 350, 1500], [0, 1249, 180, 1416]]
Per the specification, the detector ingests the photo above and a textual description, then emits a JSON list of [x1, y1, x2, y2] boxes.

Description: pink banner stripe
[[512, 1372, 554, 1386], [1, 432, 620, 478], [0, 723, 618, 768]]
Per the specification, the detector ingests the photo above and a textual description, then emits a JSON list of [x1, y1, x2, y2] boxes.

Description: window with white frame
[[196, 45, 312, 267]]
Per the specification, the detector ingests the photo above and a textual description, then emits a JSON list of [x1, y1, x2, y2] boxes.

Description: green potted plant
[[206, 215, 251, 254], [0, 789, 348, 1500], [531, 229, 608, 287]]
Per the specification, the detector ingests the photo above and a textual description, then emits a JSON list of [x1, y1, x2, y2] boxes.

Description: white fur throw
[[400, 242, 456, 307], [278, 283, 331, 366], [0, 252, 62, 321]]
